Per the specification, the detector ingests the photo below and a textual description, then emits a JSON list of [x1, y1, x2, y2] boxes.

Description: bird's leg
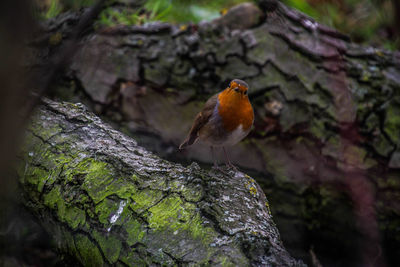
[[211, 146, 218, 169], [223, 147, 239, 171], [211, 147, 229, 174]]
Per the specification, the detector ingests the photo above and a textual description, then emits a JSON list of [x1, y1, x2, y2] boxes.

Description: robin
[[179, 79, 254, 169]]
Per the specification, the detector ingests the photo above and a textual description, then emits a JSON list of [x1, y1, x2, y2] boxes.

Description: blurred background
[[35, 0, 400, 50]]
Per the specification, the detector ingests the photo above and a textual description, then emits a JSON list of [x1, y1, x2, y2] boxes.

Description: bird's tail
[[179, 134, 198, 150]]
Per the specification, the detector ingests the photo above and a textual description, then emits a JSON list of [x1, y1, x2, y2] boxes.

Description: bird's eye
[[234, 88, 239, 92], [244, 91, 247, 95]]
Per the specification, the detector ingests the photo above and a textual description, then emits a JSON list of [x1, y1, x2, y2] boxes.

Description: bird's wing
[[179, 94, 218, 149]]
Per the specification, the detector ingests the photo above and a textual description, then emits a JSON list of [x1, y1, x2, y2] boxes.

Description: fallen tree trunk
[[18, 98, 304, 266]]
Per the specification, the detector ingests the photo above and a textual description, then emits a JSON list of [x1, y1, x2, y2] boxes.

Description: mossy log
[[19, 98, 304, 266], [30, 0, 400, 265]]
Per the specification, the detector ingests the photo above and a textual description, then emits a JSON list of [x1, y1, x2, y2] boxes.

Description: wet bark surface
[[28, 0, 400, 266], [18, 98, 304, 266]]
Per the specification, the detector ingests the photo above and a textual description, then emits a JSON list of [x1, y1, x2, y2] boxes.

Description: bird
[[179, 79, 254, 169]]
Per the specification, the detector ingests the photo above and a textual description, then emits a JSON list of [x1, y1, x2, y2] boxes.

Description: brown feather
[[179, 94, 218, 149]]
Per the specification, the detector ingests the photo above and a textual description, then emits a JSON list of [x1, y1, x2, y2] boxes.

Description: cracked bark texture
[[19, 98, 304, 266], [30, 0, 400, 265]]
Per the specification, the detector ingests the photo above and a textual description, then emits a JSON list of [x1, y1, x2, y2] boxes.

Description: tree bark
[[19, 98, 304, 266], [30, 1, 400, 265]]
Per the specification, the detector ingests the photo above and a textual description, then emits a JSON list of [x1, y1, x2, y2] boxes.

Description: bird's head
[[228, 79, 249, 97]]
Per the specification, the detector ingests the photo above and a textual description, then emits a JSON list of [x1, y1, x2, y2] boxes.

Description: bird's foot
[[222, 147, 240, 172], [226, 162, 240, 172], [211, 164, 239, 175], [212, 164, 230, 175]]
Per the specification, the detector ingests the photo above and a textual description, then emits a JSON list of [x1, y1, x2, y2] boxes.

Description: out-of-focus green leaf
[[45, 0, 63, 19], [38, 0, 399, 50]]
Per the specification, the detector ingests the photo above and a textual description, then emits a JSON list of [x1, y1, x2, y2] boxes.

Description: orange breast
[[217, 89, 254, 132]]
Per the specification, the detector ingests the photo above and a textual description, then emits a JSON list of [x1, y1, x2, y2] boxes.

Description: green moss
[[74, 233, 104, 267], [147, 195, 191, 229], [130, 189, 164, 214], [309, 119, 327, 140], [124, 218, 146, 246], [217, 255, 236, 267], [146, 194, 213, 241], [30, 119, 63, 141], [80, 160, 113, 201], [384, 104, 400, 144], [43, 186, 65, 210], [43, 186, 86, 229], [37, 169, 59, 192], [130, 174, 139, 183], [95, 198, 124, 226], [93, 230, 122, 264], [188, 213, 212, 239], [180, 184, 203, 202], [78, 158, 137, 203], [211, 251, 247, 266], [25, 166, 48, 190], [20, 132, 80, 196], [120, 250, 148, 267], [64, 206, 86, 229], [170, 179, 203, 202], [343, 145, 367, 166]]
